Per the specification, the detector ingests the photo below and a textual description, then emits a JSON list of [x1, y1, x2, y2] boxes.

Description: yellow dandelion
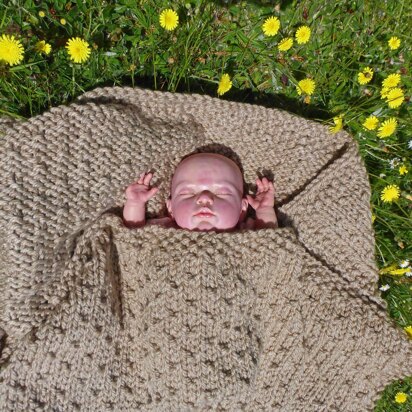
[[297, 78, 316, 96], [262, 16, 280, 36], [387, 268, 409, 275], [388, 36, 401, 50], [377, 118, 397, 138], [295, 25, 311, 44], [363, 115, 379, 130], [217, 73, 232, 96], [405, 326, 412, 338], [394, 392, 408, 403], [386, 87, 404, 109], [38, 11, 46, 18], [60, 18, 66, 25], [65, 37, 91, 63], [399, 165, 408, 175], [380, 184, 400, 203], [357, 67, 373, 85], [35, 40, 51, 55], [329, 115, 343, 134], [303, 95, 311, 104], [380, 86, 391, 99], [159, 9, 179, 31], [380, 264, 399, 274], [382, 73, 401, 88], [278, 37, 293, 52], [0, 34, 24, 66]]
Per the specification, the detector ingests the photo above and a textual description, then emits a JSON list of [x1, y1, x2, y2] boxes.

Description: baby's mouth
[[194, 209, 215, 217]]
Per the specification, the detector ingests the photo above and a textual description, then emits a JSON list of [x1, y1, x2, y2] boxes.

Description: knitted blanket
[[0, 86, 410, 410]]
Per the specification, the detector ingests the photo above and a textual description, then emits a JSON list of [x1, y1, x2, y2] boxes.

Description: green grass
[[1, 0, 411, 409]]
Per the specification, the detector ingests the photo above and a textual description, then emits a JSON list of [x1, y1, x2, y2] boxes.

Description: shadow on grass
[[211, 0, 295, 9], [31, 74, 331, 124]]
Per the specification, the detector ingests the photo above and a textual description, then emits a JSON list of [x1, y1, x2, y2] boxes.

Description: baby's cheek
[[173, 201, 194, 224]]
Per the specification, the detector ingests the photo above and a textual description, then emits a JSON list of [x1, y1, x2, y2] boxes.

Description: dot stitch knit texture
[[0, 86, 410, 411]]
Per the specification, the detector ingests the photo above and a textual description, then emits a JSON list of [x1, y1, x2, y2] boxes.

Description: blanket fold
[[0, 213, 410, 411]]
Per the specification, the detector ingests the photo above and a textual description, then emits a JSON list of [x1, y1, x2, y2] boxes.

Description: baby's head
[[166, 153, 248, 232]]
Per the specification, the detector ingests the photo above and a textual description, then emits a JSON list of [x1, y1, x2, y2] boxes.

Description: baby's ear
[[166, 198, 173, 217], [239, 197, 249, 222], [241, 197, 249, 211]]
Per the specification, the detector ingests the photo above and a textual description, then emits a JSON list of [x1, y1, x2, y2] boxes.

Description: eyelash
[[180, 192, 230, 196]]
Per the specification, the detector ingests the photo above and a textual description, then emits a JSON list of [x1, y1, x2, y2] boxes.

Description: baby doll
[[123, 153, 278, 232]]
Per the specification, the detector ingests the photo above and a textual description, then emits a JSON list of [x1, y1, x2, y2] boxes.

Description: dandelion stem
[[374, 207, 412, 226], [379, 238, 398, 261], [375, 214, 398, 237], [366, 151, 388, 162], [394, 200, 410, 220], [72, 65, 75, 96], [375, 242, 386, 266], [152, 50, 157, 89]]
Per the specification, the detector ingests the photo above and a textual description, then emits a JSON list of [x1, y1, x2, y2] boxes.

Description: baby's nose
[[197, 191, 214, 203]]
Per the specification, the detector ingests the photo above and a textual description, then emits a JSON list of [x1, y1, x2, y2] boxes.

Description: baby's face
[[166, 154, 248, 232]]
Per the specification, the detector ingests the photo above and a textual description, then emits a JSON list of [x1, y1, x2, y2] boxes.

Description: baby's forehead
[[174, 154, 240, 175], [170, 154, 244, 191]]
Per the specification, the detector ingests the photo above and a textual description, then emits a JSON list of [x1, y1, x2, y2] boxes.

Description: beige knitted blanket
[[0, 86, 410, 411]]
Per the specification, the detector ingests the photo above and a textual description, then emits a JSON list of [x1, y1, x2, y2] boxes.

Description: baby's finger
[[257, 178, 268, 193], [143, 172, 153, 186], [267, 180, 275, 192], [260, 177, 267, 190], [246, 194, 257, 210], [137, 172, 145, 184], [264, 177, 273, 190], [149, 187, 159, 196]]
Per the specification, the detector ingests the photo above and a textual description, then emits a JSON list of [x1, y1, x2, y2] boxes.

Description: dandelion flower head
[[329, 115, 343, 134], [395, 392, 408, 403], [60, 18, 66, 25], [399, 165, 408, 175], [295, 26, 311, 44], [377, 118, 397, 138], [159, 9, 179, 31], [0, 34, 24, 66], [35, 40, 51, 55], [297, 78, 316, 96], [363, 115, 379, 130], [304, 95, 311, 104], [388, 36, 401, 50], [358, 67, 373, 85], [217, 73, 232, 96], [278, 37, 293, 51], [380, 87, 392, 99], [262, 16, 280, 36], [65, 37, 91, 63], [386, 88, 404, 109], [380, 185, 400, 203], [38, 11, 46, 18], [382, 73, 401, 88]]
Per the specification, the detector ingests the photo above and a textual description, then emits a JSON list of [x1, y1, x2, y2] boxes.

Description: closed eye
[[179, 192, 230, 196]]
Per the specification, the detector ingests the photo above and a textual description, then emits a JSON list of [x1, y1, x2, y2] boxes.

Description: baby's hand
[[246, 177, 275, 212], [125, 172, 159, 204]]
